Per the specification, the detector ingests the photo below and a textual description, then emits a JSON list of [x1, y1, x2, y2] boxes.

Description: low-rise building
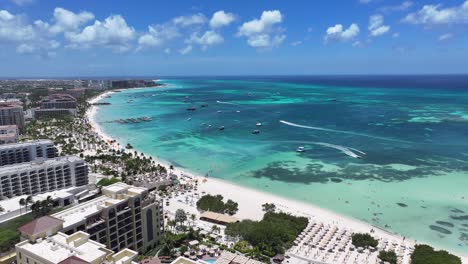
[[16, 216, 138, 264], [0, 156, 88, 199], [52, 183, 164, 254], [0, 125, 19, 144], [0, 139, 57, 167]]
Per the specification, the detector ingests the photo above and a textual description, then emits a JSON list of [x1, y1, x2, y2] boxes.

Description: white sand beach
[[86, 92, 468, 263]]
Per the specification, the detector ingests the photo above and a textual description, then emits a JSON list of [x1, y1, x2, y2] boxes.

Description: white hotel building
[[0, 156, 88, 199], [0, 139, 57, 167]]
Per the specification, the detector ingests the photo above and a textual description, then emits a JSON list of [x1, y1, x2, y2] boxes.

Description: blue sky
[[0, 0, 467, 77]]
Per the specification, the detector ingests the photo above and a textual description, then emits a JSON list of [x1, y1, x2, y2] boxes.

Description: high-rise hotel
[[52, 183, 164, 254]]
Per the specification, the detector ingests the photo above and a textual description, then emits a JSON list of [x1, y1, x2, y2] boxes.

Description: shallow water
[[95, 77, 468, 255]]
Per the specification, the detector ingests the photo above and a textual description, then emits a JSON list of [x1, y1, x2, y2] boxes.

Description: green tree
[[378, 250, 397, 264], [175, 209, 187, 227], [262, 203, 276, 213], [19, 198, 25, 214], [410, 244, 461, 264], [224, 199, 239, 215], [351, 233, 378, 248]]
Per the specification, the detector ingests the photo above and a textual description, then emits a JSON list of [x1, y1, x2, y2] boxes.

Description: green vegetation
[[225, 212, 308, 256], [175, 209, 187, 226], [262, 203, 276, 213], [0, 214, 34, 252], [30, 196, 54, 217], [196, 194, 239, 215], [351, 233, 378, 248], [410, 244, 461, 264], [378, 250, 397, 264], [97, 177, 121, 186]]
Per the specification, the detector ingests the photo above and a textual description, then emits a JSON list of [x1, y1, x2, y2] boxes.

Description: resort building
[[33, 94, 78, 119], [33, 108, 78, 119], [16, 216, 138, 264], [0, 125, 19, 144], [48, 88, 86, 99], [0, 140, 57, 167], [41, 94, 77, 109], [0, 156, 88, 199], [0, 102, 25, 131], [52, 183, 164, 254]]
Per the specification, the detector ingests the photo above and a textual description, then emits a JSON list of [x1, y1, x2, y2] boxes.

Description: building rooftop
[[0, 102, 22, 109], [18, 216, 64, 237], [52, 196, 109, 228], [0, 125, 18, 130], [53, 183, 147, 229], [16, 231, 108, 263], [0, 155, 83, 175], [0, 139, 53, 150], [43, 94, 77, 103], [58, 256, 91, 264]]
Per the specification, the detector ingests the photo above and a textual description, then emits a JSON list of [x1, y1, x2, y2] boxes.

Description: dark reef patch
[[397, 203, 408, 208], [435, 221, 454, 228], [451, 208, 465, 214], [429, 225, 452, 235], [330, 178, 343, 183], [450, 215, 468, 221]]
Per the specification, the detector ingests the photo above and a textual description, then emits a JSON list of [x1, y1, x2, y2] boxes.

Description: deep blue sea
[[94, 76, 468, 255]]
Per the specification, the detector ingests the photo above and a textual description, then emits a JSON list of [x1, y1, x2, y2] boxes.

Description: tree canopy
[[378, 250, 397, 264], [97, 177, 121, 186], [225, 212, 308, 256], [196, 194, 239, 215], [351, 233, 378, 248], [410, 244, 461, 264]]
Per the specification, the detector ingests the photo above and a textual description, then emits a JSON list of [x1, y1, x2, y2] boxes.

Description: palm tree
[[19, 198, 26, 214], [25, 195, 33, 211], [190, 214, 196, 227]]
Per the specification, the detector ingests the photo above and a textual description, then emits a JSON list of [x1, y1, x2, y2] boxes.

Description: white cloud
[[324, 23, 360, 42], [438, 33, 453, 41], [237, 10, 285, 48], [164, 48, 171, 54], [10, 0, 34, 6], [403, 0, 468, 25], [47, 7, 94, 34], [246, 34, 285, 48], [179, 45, 192, 55], [291, 41, 302, 46], [186, 30, 224, 50], [210, 10, 236, 28], [0, 10, 35, 42], [65, 15, 135, 52], [138, 24, 180, 48], [173, 13, 206, 27], [392, 32, 400, 38], [380, 1, 413, 13], [16, 43, 35, 54], [368, 15, 390, 36]]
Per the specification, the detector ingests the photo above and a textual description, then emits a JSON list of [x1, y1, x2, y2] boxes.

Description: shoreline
[[86, 89, 468, 262]]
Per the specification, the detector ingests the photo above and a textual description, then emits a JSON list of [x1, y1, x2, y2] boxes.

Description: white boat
[[296, 146, 306, 153], [256, 122, 262, 127], [219, 126, 225, 131]]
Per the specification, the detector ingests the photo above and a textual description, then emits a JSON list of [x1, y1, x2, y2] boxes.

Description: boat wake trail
[[314, 142, 363, 159], [279, 120, 408, 143], [216, 100, 241, 106]]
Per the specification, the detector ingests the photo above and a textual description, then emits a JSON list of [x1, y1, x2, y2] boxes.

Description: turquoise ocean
[[94, 76, 468, 255]]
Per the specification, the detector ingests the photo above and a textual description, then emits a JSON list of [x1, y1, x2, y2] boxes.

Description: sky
[[0, 0, 467, 77]]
